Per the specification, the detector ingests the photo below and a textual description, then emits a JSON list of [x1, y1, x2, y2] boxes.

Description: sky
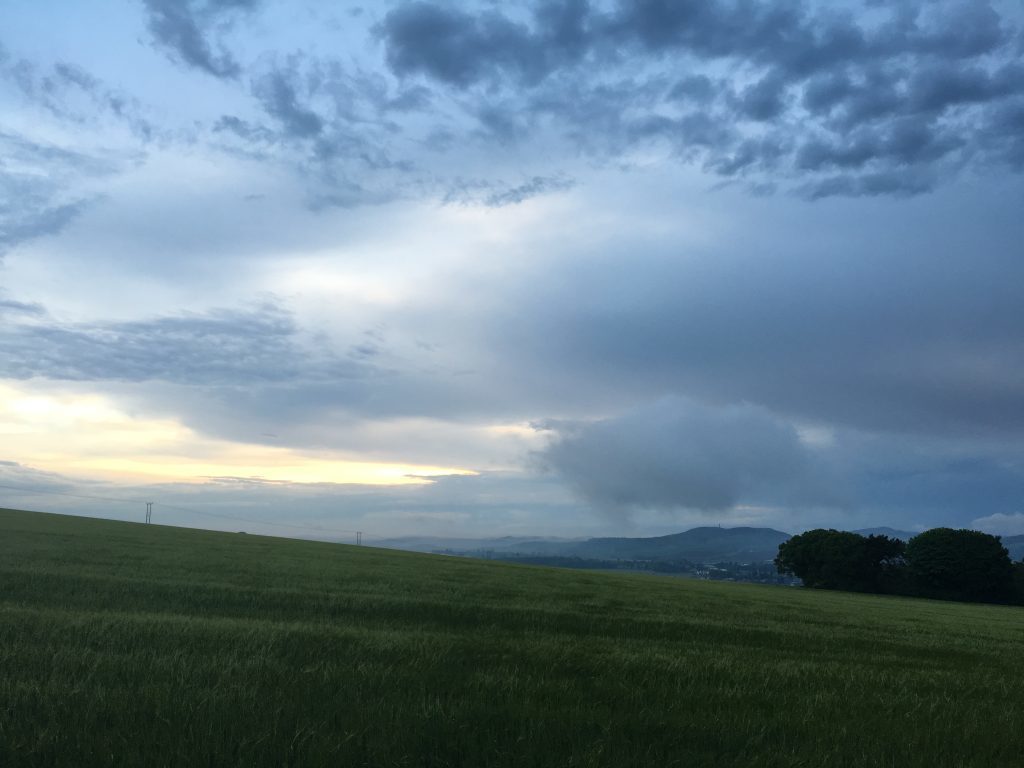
[[1, 0, 1023, 541]]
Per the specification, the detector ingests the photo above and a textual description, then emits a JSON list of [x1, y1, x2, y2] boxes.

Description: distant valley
[[375, 526, 1024, 571], [375, 526, 790, 565]]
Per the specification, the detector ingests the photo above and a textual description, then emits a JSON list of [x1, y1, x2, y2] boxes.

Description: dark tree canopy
[[904, 528, 1013, 603], [778, 526, 1021, 604], [774, 529, 904, 593]]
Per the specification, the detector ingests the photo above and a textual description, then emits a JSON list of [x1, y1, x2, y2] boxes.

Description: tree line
[[775, 528, 1024, 605]]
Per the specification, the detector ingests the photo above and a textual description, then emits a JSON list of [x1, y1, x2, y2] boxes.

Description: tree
[[861, 533, 907, 594], [775, 529, 904, 593], [904, 528, 1014, 603], [1012, 561, 1024, 606]]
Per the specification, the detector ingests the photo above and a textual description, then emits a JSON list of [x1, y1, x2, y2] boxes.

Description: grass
[[1, 507, 1023, 767]]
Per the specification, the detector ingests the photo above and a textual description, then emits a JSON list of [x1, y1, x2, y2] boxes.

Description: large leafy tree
[[905, 528, 1013, 603], [775, 529, 904, 593]]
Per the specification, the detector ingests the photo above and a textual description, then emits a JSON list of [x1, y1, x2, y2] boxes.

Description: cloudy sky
[[1, 0, 1023, 541]]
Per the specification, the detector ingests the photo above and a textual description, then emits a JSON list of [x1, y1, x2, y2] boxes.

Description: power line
[[0, 481, 382, 541], [153, 500, 379, 538]]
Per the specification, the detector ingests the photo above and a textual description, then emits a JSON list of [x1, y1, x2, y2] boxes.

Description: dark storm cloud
[[379, 0, 590, 88], [538, 398, 839, 515], [379, 0, 1024, 196], [538, 403, 1024, 524], [482, 181, 1024, 442], [142, 0, 260, 79], [833, 434, 1024, 526], [984, 97, 1024, 169]]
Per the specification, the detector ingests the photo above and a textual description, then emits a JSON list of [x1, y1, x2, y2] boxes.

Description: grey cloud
[[444, 175, 576, 207], [984, 98, 1024, 168], [481, 183, 1024, 441], [253, 70, 324, 138], [0, 464, 588, 539], [213, 114, 276, 144], [378, 0, 1024, 197], [706, 134, 791, 176], [381, 3, 535, 87], [905, 62, 1024, 114], [484, 175, 575, 207], [384, 85, 433, 112], [0, 299, 514, 455], [1, 54, 154, 139], [736, 70, 790, 122], [0, 302, 367, 386], [211, 59, 423, 208], [829, 432, 1024, 526], [798, 168, 938, 199], [305, 181, 389, 210], [802, 71, 854, 113], [819, 67, 906, 130], [607, 0, 852, 73], [0, 132, 120, 257], [538, 398, 839, 516], [0, 460, 81, 494], [902, 0, 1009, 59], [0, 298, 46, 317], [667, 75, 716, 103], [142, 0, 260, 79], [379, 0, 590, 88], [795, 117, 962, 173], [0, 200, 93, 256]]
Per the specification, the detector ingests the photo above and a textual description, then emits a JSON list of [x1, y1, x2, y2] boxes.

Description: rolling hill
[[3, 506, 1024, 766], [563, 526, 791, 563], [381, 526, 1021, 567], [1003, 534, 1024, 561], [378, 526, 791, 564]]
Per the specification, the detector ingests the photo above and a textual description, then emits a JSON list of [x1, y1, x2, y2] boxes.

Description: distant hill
[[561, 527, 791, 564], [378, 526, 1024, 565], [378, 526, 792, 564], [1002, 535, 1024, 561], [372, 535, 583, 555]]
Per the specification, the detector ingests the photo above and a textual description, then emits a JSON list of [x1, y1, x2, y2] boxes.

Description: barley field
[[1, 507, 1022, 767]]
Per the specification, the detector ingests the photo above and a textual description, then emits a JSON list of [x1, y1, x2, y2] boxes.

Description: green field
[[1, 508, 1022, 767]]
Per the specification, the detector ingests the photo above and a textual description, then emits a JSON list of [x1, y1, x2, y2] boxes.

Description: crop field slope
[[1, 508, 1022, 767]]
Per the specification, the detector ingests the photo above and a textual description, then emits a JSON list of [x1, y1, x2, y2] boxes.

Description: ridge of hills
[[376, 526, 792, 564], [377, 526, 1024, 564]]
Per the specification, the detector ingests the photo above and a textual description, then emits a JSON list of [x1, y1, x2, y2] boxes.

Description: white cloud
[[970, 512, 1024, 537]]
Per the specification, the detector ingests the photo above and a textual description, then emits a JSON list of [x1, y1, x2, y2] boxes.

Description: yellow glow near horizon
[[0, 382, 475, 486], [65, 456, 470, 485]]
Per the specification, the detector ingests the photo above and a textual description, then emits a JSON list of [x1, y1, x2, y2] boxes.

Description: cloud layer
[[379, 0, 1024, 197], [538, 398, 838, 515], [1, 1, 1023, 537]]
